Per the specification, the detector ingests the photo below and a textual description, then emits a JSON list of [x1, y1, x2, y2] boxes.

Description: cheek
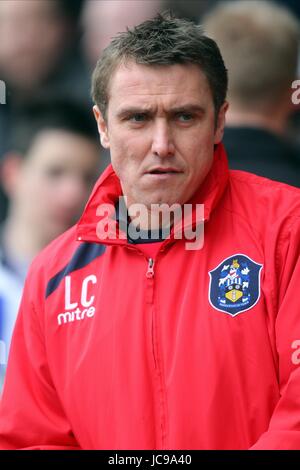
[[184, 135, 214, 166], [178, 123, 215, 151], [17, 172, 40, 200], [110, 135, 145, 174], [16, 177, 49, 219], [109, 125, 149, 157], [24, 173, 58, 207]]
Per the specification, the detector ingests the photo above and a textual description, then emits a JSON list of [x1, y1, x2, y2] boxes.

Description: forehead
[[26, 130, 98, 166], [107, 61, 213, 109]]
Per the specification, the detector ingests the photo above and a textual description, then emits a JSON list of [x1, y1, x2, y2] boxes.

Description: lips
[[146, 167, 182, 174]]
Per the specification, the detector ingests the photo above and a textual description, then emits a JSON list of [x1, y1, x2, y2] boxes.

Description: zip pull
[[146, 258, 155, 278]]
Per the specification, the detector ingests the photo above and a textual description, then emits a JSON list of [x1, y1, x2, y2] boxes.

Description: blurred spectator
[[0, 99, 101, 392], [0, 0, 90, 221], [0, 0, 72, 92], [0, 0, 87, 99], [81, 0, 165, 68], [203, 0, 300, 187]]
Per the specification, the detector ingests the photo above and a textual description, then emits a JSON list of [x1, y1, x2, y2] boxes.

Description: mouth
[[146, 167, 183, 175]]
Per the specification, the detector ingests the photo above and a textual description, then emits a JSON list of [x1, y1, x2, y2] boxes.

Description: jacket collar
[[76, 143, 229, 245]]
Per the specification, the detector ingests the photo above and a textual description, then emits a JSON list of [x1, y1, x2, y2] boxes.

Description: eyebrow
[[116, 104, 206, 119], [169, 105, 206, 115]]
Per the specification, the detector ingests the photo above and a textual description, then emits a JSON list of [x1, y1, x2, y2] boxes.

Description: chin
[[147, 198, 182, 208]]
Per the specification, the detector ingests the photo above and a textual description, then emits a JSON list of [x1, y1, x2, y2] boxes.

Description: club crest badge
[[209, 254, 263, 316]]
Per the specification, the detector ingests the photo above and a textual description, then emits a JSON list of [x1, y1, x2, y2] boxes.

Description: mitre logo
[[57, 275, 97, 325]]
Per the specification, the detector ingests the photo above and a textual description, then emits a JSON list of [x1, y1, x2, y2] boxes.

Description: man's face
[[9, 130, 100, 243], [94, 62, 227, 208]]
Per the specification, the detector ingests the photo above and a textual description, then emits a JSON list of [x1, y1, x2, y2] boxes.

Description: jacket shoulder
[[228, 169, 300, 222]]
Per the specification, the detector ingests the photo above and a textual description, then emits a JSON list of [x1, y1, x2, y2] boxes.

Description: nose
[[151, 119, 175, 158]]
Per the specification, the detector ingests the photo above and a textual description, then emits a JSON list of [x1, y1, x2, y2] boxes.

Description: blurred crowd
[[0, 0, 300, 392]]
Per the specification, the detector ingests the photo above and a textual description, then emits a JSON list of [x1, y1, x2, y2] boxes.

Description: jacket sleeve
[[0, 265, 80, 450], [251, 216, 300, 449]]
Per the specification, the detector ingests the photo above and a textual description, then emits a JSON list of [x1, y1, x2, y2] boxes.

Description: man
[[0, 13, 300, 450], [203, 0, 300, 187], [0, 99, 101, 391]]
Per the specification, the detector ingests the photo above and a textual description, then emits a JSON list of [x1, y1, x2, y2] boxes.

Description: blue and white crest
[[209, 254, 263, 316]]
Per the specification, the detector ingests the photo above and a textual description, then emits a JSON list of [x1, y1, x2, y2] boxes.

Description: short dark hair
[[7, 98, 98, 156], [91, 11, 228, 118]]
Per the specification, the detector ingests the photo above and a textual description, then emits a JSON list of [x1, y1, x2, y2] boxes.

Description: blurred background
[[0, 0, 300, 391]]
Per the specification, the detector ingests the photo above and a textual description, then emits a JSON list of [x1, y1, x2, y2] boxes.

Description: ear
[[214, 101, 229, 144], [93, 105, 110, 149], [1, 152, 24, 197]]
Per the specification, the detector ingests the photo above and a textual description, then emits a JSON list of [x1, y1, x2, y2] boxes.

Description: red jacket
[[1, 143, 300, 450]]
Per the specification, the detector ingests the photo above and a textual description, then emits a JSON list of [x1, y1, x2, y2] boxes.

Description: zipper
[[145, 258, 155, 304], [146, 258, 155, 278], [144, 255, 167, 448]]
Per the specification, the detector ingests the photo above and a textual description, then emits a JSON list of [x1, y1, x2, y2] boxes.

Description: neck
[[120, 193, 178, 232], [128, 205, 176, 232], [226, 107, 288, 136]]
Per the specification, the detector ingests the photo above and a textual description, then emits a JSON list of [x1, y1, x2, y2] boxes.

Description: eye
[[45, 166, 65, 179], [129, 113, 148, 122], [176, 112, 193, 122]]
